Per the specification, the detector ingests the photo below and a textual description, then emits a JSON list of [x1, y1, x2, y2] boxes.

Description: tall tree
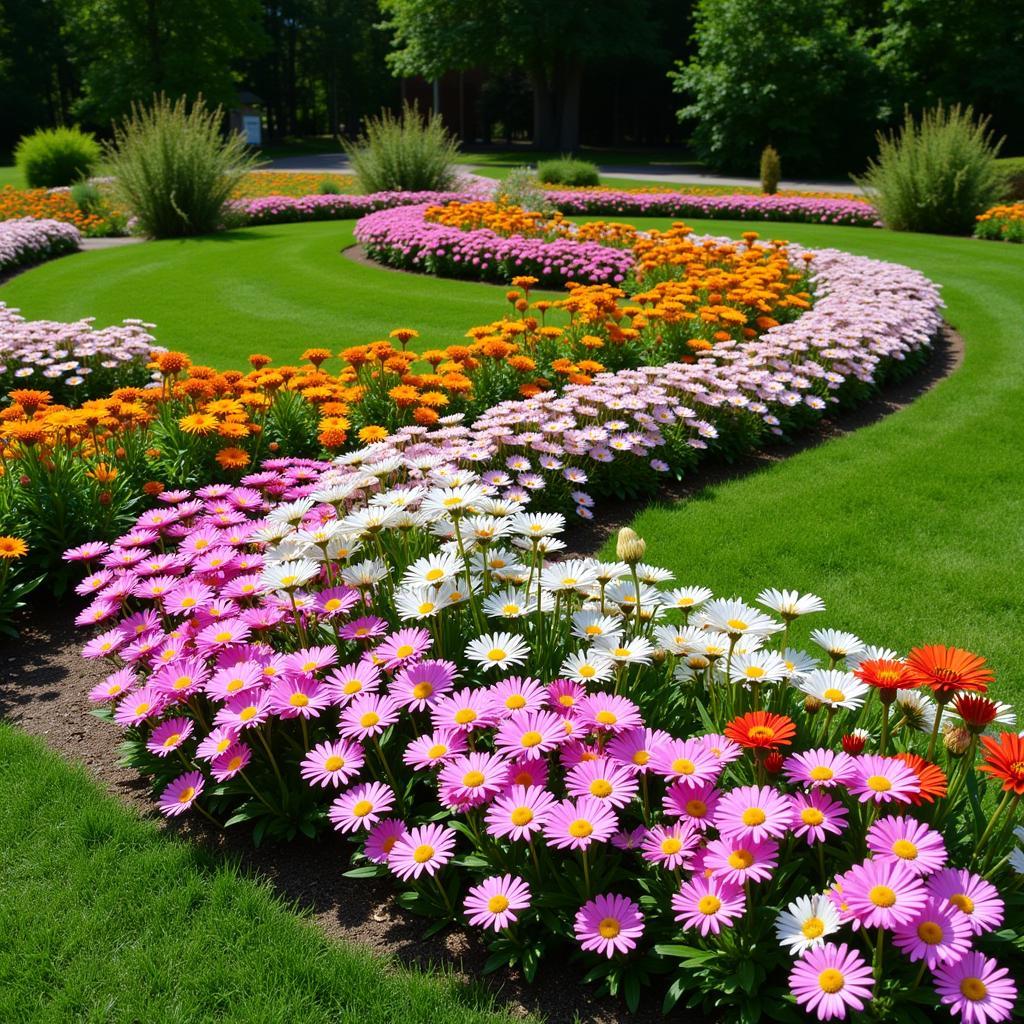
[[59, 0, 268, 127], [378, 0, 656, 151]]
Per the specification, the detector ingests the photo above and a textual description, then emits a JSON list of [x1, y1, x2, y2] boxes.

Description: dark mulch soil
[[0, 323, 963, 1023]]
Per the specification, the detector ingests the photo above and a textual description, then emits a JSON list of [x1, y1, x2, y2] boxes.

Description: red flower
[[841, 733, 866, 755], [953, 695, 1000, 734], [892, 752, 947, 805], [724, 711, 796, 751], [764, 751, 785, 774], [978, 732, 1024, 795], [854, 658, 917, 692], [904, 645, 993, 699]]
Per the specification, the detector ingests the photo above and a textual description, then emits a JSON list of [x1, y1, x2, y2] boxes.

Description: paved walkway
[[265, 152, 863, 194]]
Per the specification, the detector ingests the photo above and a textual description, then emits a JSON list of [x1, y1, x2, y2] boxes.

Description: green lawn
[[0, 221, 559, 367], [0, 724, 532, 1024], [0, 164, 25, 189]]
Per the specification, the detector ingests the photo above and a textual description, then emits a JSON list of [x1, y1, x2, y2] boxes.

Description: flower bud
[[943, 725, 971, 757], [616, 527, 646, 566], [764, 751, 785, 774], [841, 733, 866, 755], [803, 696, 822, 715]]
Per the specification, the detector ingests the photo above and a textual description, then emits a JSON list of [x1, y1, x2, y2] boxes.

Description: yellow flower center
[[818, 969, 845, 994], [454, 708, 477, 725], [868, 885, 897, 908], [162, 733, 182, 748], [661, 837, 683, 855], [324, 598, 342, 611], [698, 895, 722, 915], [823, 688, 846, 702], [134, 702, 151, 715], [290, 693, 310, 707], [412, 682, 433, 699], [177, 786, 196, 803], [801, 917, 825, 939], [801, 808, 825, 826], [227, 756, 243, 771], [589, 779, 613, 798], [598, 917, 621, 939], [344, 680, 363, 694], [351, 800, 373, 817], [359, 711, 380, 728], [891, 839, 918, 860], [595, 710, 617, 725], [959, 978, 987, 1001], [569, 819, 593, 838], [510, 807, 534, 826], [323, 755, 345, 772], [747, 726, 774, 742], [505, 694, 527, 709], [810, 766, 834, 781], [413, 844, 434, 864], [487, 894, 510, 913], [741, 808, 766, 827], [396, 644, 414, 658], [672, 758, 696, 775], [745, 666, 766, 679], [685, 799, 708, 817], [463, 770, 486, 788], [726, 618, 749, 631], [632, 751, 650, 766], [917, 921, 944, 944], [520, 730, 543, 748], [214, 631, 232, 643], [579, 665, 596, 678], [487, 648, 508, 662], [866, 775, 892, 792], [239, 706, 257, 721], [426, 743, 448, 759], [728, 849, 754, 869], [949, 894, 974, 915], [612, 647, 631, 658], [425, 568, 445, 581]]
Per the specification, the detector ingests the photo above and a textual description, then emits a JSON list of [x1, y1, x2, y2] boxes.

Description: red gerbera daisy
[[724, 711, 796, 751], [953, 694, 1000, 734], [904, 645, 993, 700], [892, 752, 948, 805], [978, 731, 1024, 795], [854, 658, 917, 696]]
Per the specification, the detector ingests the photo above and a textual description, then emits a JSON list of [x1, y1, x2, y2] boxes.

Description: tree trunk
[[530, 58, 584, 152], [558, 59, 583, 153], [530, 68, 559, 150]]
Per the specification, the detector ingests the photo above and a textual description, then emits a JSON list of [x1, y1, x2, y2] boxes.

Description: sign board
[[242, 115, 262, 145]]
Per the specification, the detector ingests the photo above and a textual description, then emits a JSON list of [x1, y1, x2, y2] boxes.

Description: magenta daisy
[[211, 742, 252, 781], [283, 645, 339, 677], [547, 678, 586, 713], [672, 875, 745, 936], [153, 656, 211, 698], [704, 836, 779, 885], [839, 858, 928, 929], [700, 733, 743, 765], [789, 942, 874, 1021], [337, 615, 389, 642], [300, 739, 365, 788], [266, 676, 333, 719], [81, 627, 128, 659], [339, 693, 401, 740], [641, 822, 700, 871], [323, 660, 383, 705], [606, 727, 672, 775], [390, 659, 456, 711], [891, 897, 973, 969], [157, 771, 204, 817], [114, 686, 166, 726], [402, 730, 467, 770], [714, 785, 794, 843], [438, 752, 510, 807], [145, 717, 194, 757], [494, 709, 567, 760], [848, 754, 921, 804], [927, 868, 1005, 936], [565, 756, 640, 809], [364, 819, 407, 864], [866, 815, 948, 875], [213, 690, 273, 731], [649, 738, 721, 786], [485, 785, 557, 842], [933, 951, 1017, 1024], [195, 725, 239, 761], [574, 893, 644, 958], [195, 617, 252, 654], [88, 667, 138, 703], [504, 756, 549, 790], [205, 660, 265, 700], [430, 687, 499, 733], [374, 627, 431, 670], [783, 748, 858, 789], [315, 586, 359, 619], [488, 675, 548, 715], [388, 823, 457, 880], [576, 692, 643, 734], [328, 781, 396, 833], [663, 780, 720, 832], [544, 796, 619, 851], [790, 790, 849, 845], [464, 874, 532, 932]]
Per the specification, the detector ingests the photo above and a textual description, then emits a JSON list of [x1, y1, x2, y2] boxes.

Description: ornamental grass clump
[[14, 127, 102, 188], [68, 473, 1024, 1021], [855, 105, 1005, 235], [760, 145, 781, 194], [343, 102, 460, 194], [107, 95, 259, 238]]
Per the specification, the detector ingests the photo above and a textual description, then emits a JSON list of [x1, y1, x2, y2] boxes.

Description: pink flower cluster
[[543, 189, 881, 227], [0, 217, 80, 274], [354, 203, 634, 287], [0, 301, 160, 399]]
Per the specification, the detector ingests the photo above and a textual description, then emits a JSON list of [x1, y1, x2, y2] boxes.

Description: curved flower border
[[0, 217, 81, 275]]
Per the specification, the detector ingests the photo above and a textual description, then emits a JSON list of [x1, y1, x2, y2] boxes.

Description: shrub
[[70, 180, 104, 217], [106, 95, 259, 238], [317, 177, 343, 195], [760, 145, 781, 194], [536, 157, 600, 187], [493, 167, 553, 214], [997, 156, 1024, 200], [14, 127, 102, 189], [855, 105, 1005, 235], [343, 102, 460, 194]]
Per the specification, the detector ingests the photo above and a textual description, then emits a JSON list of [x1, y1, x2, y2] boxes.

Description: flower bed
[[66, 459, 1023, 1021], [0, 217, 80, 274], [975, 202, 1024, 243], [231, 171, 356, 199]]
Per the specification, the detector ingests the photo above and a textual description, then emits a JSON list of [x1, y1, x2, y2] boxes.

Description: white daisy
[[781, 648, 820, 679], [507, 511, 565, 539], [661, 585, 713, 611], [798, 669, 869, 710], [701, 598, 784, 639], [463, 515, 513, 544], [420, 484, 489, 516], [652, 624, 704, 655], [592, 634, 655, 665], [756, 588, 826, 620], [775, 894, 841, 955], [465, 632, 531, 671], [591, 561, 631, 584], [265, 497, 316, 526], [394, 588, 445, 620], [512, 535, 566, 555], [401, 552, 465, 588], [560, 650, 615, 685], [339, 558, 388, 588], [846, 644, 901, 669], [369, 485, 426, 509], [540, 559, 599, 593], [260, 558, 320, 593], [604, 579, 663, 610], [729, 650, 790, 685], [572, 611, 625, 641], [336, 505, 400, 536], [482, 587, 550, 618], [636, 563, 675, 585], [809, 628, 866, 661]]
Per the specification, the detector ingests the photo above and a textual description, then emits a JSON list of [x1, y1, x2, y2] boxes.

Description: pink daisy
[[213, 690, 273, 731], [152, 656, 211, 698], [364, 819, 407, 864], [494, 710, 567, 760], [315, 586, 359, 619], [839, 857, 928, 930], [565, 756, 640, 809], [663, 780, 720, 832], [649, 738, 721, 786], [574, 893, 644, 958], [848, 755, 921, 804], [205, 660, 265, 700], [89, 667, 138, 703], [146, 717, 194, 757], [714, 785, 794, 843], [266, 676, 333, 719], [339, 693, 401, 740], [430, 687, 499, 733], [337, 615, 388, 642], [81, 627, 128, 660], [323, 661, 382, 705], [933, 952, 1017, 1024], [783, 748, 858, 789], [547, 678, 586, 714], [503, 756, 549, 790], [157, 771, 204, 817], [790, 790, 849, 845], [438, 752, 510, 807], [610, 825, 647, 851], [195, 726, 239, 761], [464, 874, 532, 931], [328, 781, 395, 833], [866, 815, 947, 875], [300, 739, 365, 788], [389, 823, 457, 880], [402, 730, 467, 770], [389, 659, 456, 711], [114, 686, 166, 727], [576, 692, 643, 734], [641, 822, 700, 871], [927, 868, 1005, 936], [283, 645, 339, 677], [700, 733, 743, 765], [374, 627, 431, 670], [211, 742, 252, 781], [704, 836, 779, 885], [891, 897, 973, 969], [789, 942, 874, 1021], [195, 617, 251, 653], [485, 786, 557, 842], [606, 727, 672, 775], [672, 875, 745, 936], [487, 675, 548, 716], [544, 796, 618, 851]]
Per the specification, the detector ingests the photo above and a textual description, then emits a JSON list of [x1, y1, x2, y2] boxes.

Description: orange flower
[[8, 389, 52, 411], [412, 406, 439, 425], [388, 385, 420, 408], [358, 425, 388, 443], [0, 535, 28, 559], [892, 752, 947, 805], [142, 481, 164, 495], [952, 694, 1001, 733], [88, 463, 118, 483], [977, 732, 1024, 795], [854, 659, 916, 693], [904, 645, 993, 700], [215, 446, 250, 470], [301, 347, 333, 367], [724, 711, 796, 750], [249, 354, 272, 369], [178, 413, 219, 435], [155, 351, 192, 375], [389, 328, 419, 347]]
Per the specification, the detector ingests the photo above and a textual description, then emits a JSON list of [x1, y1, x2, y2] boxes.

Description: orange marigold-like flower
[[389, 328, 419, 347], [412, 406, 439, 425], [904, 645, 993, 700], [155, 351, 192, 375], [0, 535, 28, 560], [854, 659, 916, 692], [977, 732, 1024, 795], [724, 711, 796, 750], [318, 427, 348, 449], [8, 389, 52, 411], [249, 354, 272, 369], [178, 413, 219, 435], [892, 752, 947, 805], [88, 463, 118, 483], [388, 385, 420, 407], [358, 425, 388, 443], [215, 446, 250, 470], [301, 347, 332, 367]]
